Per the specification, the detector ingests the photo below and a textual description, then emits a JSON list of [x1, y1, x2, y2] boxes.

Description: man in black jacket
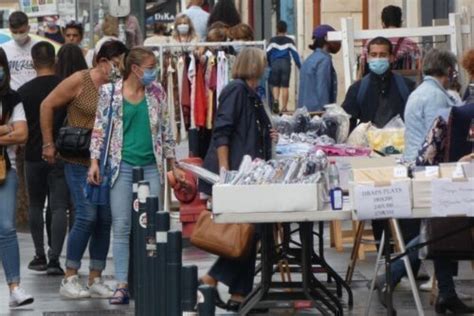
[[343, 36, 415, 132]]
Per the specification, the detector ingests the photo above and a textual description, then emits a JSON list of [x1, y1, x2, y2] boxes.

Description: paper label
[[431, 178, 474, 216], [424, 166, 439, 178], [393, 166, 407, 178], [452, 164, 465, 178], [353, 181, 412, 220], [156, 231, 168, 244]]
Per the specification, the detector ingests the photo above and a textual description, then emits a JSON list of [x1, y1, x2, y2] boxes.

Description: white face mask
[[12, 32, 29, 46], [177, 24, 190, 35]]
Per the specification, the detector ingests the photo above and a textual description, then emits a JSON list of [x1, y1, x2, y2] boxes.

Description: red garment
[[181, 58, 191, 129], [194, 62, 207, 128]]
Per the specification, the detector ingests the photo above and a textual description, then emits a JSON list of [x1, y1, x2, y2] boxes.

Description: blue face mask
[[141, 68, 157, 86], [368, 58, 390, 75], [0, 68, 4, 81]]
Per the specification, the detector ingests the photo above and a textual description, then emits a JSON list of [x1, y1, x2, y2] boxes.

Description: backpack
[[356, 73, 410, 107]]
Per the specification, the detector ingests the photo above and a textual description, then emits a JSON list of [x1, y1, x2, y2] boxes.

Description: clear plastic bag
[[322, 104, 351, 143]]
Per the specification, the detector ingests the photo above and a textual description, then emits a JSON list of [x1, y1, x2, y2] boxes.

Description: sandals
[[109, 288, 129, 305]]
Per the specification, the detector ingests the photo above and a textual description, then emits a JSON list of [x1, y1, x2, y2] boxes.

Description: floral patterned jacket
[[90, 79, 176, 186]]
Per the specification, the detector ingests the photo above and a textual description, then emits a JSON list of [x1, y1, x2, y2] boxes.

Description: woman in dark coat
[[199, 47, 277, 312]]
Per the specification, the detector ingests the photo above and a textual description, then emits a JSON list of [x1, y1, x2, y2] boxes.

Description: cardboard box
[[212, 183, 322, 214], [412, 166, 440, 208], [352, 165, 408, 183]]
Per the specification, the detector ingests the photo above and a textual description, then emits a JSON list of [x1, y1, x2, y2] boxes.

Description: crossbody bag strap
[[99, 84, 116, 172]]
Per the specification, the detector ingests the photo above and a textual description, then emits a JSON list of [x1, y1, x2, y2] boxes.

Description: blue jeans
[[110, 162, 160, 284], [390, 236, 421, 287], [64, 163, 112, 271], [0, 169, 20, 284]]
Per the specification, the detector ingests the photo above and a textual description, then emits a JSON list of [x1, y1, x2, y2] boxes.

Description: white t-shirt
[[1, 38, 38, 90], [4, 103, 26, 170]]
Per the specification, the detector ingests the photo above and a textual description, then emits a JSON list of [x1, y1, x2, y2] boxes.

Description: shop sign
[[20, 0, 59, 18], [150, 0, 177, 23]]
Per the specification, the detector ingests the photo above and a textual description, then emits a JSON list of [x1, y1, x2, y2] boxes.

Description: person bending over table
[[198, 47, 278, 312]]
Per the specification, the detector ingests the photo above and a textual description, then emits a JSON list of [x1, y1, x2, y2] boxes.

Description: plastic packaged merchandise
[[221, 151, 329, 185], [273, 107, 327, 136], [322, 104, 351, 144], [366, 115, 405, 155]]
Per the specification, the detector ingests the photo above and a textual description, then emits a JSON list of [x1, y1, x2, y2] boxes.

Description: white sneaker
[[9, 286, 34, 307], [87, 277, 114, 298], [60, 275, 91, 299]]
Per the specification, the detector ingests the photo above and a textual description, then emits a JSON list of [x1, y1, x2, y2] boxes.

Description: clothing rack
[[144, 40, 266, 213], [145, 40, 266, 81]]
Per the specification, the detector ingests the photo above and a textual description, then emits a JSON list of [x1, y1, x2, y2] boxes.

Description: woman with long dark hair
[[206, 0, 241, 29], [56, 44, 88, 81], [0, 47, 34, 307]]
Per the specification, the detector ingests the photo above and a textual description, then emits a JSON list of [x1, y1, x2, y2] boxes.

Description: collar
[[369, 70, 392, 82], [423, 76, 456, 106], [315, 48, 331, 58]]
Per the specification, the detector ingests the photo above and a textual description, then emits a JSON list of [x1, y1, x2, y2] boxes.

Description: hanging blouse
[[188, 53, 197, 129], [194, 59, 208, 128], [216, 51, 229, 109], [177, 56, 187, 141]]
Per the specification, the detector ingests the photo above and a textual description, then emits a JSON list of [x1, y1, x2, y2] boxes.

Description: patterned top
[[63, 70, 99, 166], [90, 79, 176, 187]]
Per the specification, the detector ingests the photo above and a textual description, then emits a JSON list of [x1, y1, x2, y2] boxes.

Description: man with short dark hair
[[1, 11, 37, 90], [18, 41, 68, 276], [358, 5, 420, 78], [267, 20, 301, 112], [343, 36, 415, 132], [64, 21, 84, 45], [342, 36, 418, 312]]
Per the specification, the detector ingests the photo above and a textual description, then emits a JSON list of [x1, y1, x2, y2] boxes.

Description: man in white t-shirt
[[183, 0, 209, 41], [1, 11, 37, 90]]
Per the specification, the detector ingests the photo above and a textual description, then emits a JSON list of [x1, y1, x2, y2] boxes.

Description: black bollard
[[182, 265, 198, 315], [167, 231, 183, 316], [129, 167, 143, 299], [145, 196, 159, 316], [156, 211, 170, 316], [197, 285, 216, 316], [135, 180, 150, 316]]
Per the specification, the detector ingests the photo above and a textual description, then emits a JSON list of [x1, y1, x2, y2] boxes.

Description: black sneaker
[[46, 260, 65, 276], [28, 255, 47, 271]]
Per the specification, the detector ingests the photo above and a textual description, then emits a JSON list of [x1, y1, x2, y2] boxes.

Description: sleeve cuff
[[214, 135, 229, 148]]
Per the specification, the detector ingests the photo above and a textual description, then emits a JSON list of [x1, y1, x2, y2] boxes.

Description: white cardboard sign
[[431, 178, 474, 216], [352, 181, 412, 220]]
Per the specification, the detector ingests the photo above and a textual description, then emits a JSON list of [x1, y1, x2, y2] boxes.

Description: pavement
[[1, 220, 473, 316]]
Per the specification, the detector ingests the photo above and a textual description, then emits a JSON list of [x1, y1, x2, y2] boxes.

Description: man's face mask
[[368, 58, 390, 75], [12, 32, 29, 46]]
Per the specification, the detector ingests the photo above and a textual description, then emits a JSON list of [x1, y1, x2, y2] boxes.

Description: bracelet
[[42, 143, 53, 149]]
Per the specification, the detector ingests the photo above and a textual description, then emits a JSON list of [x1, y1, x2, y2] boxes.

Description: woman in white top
[[0, 47, 33, 308]]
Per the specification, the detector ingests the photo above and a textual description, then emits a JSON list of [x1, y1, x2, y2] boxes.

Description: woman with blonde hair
[[88, 46, 184, 304], [171, 14, 199, 43], [199, 47, 277, 312]]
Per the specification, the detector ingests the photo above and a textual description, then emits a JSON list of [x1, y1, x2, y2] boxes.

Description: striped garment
[[266, 35, 301, 67]]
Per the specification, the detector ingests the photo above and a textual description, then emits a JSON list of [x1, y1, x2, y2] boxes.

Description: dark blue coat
[[447, 103, 474, 162], [199, 79, 273, 196]]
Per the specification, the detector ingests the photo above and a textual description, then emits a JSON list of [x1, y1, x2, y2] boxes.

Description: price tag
[[452, 164, 465, 178], [424, 166, 439, 178], [393, 166, 407, 178]]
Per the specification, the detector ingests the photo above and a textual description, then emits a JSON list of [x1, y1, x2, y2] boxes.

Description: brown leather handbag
[[190, 210, 255, 260]]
